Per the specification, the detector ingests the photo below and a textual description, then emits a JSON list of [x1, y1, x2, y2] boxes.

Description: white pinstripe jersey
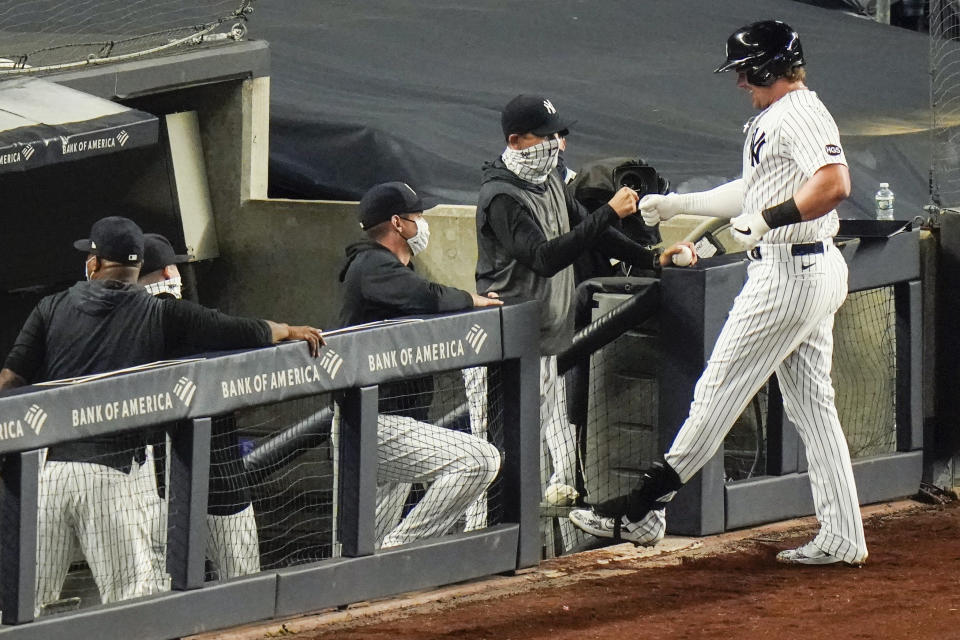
[[741, 89, 844, 244]]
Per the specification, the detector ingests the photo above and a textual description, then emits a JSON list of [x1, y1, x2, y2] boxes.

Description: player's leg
[[776, 320, 867, 564], [206, 419, 260, 578], [133, 445, 170, 591], [573, 258, 829, 536], [77, 462, 163, 604], [378, 414, 500, 547], [35, 460, 79, 615], [462, 366, 489, 531], [206, 505, 261, 578], [775, 249, 866, 564], [375, 482, 411, 548], [540, 356, 590, 550], [540, 355, 577, 501]]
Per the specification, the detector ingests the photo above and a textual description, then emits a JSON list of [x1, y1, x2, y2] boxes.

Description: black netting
[[833, 287, 897, 457], [39, 429, 168, 615], [0, 1, 253, 73], [373, 367, 505, 549], [237, 395, 334, 571]]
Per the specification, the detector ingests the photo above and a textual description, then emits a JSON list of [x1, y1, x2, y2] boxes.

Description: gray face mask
[[143, 276, 183, 299], [405, 216, 430, 256], [501, 136, 561, 184]]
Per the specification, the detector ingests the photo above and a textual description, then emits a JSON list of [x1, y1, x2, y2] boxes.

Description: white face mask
[[501, 136, 561, 184], [143, 276, 183, 299], [405, 216, 430, 256], [84, 256, 96, 281]]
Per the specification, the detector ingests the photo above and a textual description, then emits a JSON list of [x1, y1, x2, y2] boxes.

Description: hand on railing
[[268, 322, 325, 357]]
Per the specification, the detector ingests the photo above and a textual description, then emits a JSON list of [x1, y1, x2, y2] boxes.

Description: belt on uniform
[[749, 241, 825, 261]]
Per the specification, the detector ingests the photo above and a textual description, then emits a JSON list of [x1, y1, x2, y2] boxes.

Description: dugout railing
[[0, 301, 541, 638], [658, 227, 923, 534], [543, 225, 922, 541]]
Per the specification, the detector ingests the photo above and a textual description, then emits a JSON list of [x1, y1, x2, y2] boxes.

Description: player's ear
[[507, 133, 522, 150]]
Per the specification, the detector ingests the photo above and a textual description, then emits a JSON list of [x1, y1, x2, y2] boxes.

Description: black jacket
[[337, 241, 472, 328], [4, 279, 272, 470], [475, 158, 655, 354], [337, 241, 474, 420]]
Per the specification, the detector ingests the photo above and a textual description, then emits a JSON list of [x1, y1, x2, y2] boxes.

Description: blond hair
[[785, 66, 806, 83]]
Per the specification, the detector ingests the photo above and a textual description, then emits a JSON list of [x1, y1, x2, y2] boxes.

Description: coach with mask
[[475, 94, 696, 550], [337, 182, 502, 548]]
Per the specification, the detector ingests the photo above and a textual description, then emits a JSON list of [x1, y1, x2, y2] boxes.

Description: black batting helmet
[[714, 20, 804, 87]]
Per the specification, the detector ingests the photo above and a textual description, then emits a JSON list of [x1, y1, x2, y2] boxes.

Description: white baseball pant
[[462, 365, 490, 531], [664, 242, 867, 564], [376, 413, 500, 548], [139, 444, 261, 582], [539, 354, 587, 551], [206, 506, 261, 578], [374, 482, 410, 547], [374, 365, 496, 543], [36, 459, 167, 614]]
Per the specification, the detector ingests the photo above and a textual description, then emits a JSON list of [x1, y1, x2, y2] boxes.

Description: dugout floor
[[187, 496, 960, 640]]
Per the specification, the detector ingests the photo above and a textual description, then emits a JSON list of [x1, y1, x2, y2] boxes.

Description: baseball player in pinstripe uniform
[[139, 233, 261, 581], [570, 20, 868, 566]]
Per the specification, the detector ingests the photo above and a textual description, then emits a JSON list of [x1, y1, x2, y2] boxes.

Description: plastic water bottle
[[875, 182, 895, 220]]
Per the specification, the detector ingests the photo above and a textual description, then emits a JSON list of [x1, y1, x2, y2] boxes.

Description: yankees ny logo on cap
[[543, 99, 557, 114]]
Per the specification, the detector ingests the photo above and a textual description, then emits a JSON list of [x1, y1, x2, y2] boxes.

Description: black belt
[[749, 241, 824, 260]]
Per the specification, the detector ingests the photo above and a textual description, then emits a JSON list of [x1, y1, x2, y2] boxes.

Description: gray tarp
[[254, 0, 945, 218]]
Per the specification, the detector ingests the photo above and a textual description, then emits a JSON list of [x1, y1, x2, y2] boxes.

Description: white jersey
[[742, 89, 844, 244]]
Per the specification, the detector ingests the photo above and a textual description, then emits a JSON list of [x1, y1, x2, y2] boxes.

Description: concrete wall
[[174, 71, 481, 329]]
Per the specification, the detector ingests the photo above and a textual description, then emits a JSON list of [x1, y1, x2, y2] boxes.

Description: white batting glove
[[638, 193, 681, 226], [729, 211, 770, 250]]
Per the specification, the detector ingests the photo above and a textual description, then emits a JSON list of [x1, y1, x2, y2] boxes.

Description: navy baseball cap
[[142, 233, 190, 275], [73, 216, 144, 264], [358, 182, 425, 230], [501, 94, 575, 140]]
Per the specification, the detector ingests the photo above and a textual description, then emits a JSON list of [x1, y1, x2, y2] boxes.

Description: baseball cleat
[[776, 541, 865, 566], [568, 507, 665, 546]]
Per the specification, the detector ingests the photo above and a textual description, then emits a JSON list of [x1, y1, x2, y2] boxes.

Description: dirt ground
[[192, 499, 960, 640], [302, 500, 960, 640]]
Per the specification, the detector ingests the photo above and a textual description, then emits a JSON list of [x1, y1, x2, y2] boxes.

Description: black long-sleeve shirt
[[337, 241, 472, 328], [476, 159, 656, 354], [3, 279, 272, 469], [483, 194, 653, 277], [337, 241, 474, 420]]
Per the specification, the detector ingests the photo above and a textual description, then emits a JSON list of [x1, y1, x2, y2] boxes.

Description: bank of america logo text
[[25, 404, 47, 434], [173, 377, 197, 407], [320, 349, 344, 380], [466, 325, 488, 355]]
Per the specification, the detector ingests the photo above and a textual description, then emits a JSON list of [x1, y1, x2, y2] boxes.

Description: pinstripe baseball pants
[[664, 241, 867, 564], [36, 459, 167, 614], [375, 413, 501, 548]]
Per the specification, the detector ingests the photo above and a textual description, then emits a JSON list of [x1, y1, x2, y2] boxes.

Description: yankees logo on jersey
[[742, 89, 843, 245], [749, 129, 766, 167]]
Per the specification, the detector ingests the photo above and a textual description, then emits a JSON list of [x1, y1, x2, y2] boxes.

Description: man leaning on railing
[[0, 215, 323, 614], [337, 182, 502, 548]]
